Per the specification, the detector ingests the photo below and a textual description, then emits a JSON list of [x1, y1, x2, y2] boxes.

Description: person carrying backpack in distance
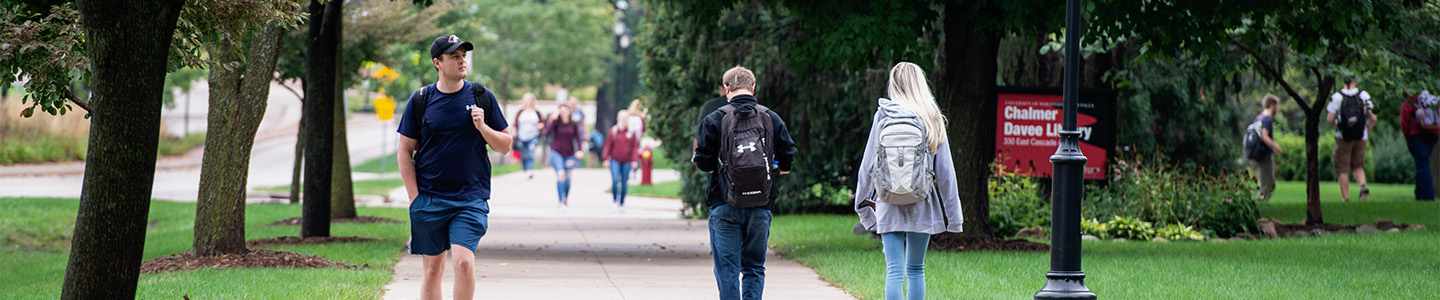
[[1402, 90, 1440, 201], [853, 62, 963, 300], [511, 93, 546, 180], [604, 110, 640, 211], [1243, 94, 1284, 201], [1327, 75, 1377, 202], [396, 34, 512, 300], [693, 66, 797, 300]]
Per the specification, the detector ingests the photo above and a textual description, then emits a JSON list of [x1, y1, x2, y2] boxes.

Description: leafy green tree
[[1090, 0, 1436, 224], [443, 0, 612, 100]]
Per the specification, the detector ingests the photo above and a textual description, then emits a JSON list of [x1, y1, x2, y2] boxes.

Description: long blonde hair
[[887, 62, 947, 151]]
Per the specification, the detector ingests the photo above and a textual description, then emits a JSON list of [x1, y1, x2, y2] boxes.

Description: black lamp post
[[1034, 0, 1096, 298]]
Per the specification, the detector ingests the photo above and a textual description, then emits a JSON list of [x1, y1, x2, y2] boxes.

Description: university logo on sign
[[993, 87, 1115, 179]]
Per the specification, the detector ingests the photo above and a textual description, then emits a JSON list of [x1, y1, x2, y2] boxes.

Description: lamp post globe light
[[1034, 0, 1096, 298]]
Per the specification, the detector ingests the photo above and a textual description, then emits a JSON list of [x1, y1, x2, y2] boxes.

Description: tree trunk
[[936, 3, 1000, 240], [193, 24, 286, 257], [331, 91, 356, 219], [290, 78, 307, 205], [290, 111, 305, 204], [1305, 75, 1335, 225], [302, 0, 342, 237], [62, 0, 184, 298]]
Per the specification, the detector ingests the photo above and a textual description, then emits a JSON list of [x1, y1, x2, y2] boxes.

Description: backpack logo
[[736, 142, 757, 153]]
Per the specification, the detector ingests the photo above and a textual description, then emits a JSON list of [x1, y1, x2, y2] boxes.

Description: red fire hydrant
[[640, 147, 654, 186]]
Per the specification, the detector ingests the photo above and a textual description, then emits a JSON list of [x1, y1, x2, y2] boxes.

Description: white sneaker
[[559, 204, 568, 212]]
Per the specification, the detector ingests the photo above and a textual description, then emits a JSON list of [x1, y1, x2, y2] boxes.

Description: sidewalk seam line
[[572, 219, 627, 300]]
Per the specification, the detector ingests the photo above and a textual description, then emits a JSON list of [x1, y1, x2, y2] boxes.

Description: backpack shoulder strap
[[471, 82, 493, 112], [415, 84, 435, 129], [753, 104, 776, 147]]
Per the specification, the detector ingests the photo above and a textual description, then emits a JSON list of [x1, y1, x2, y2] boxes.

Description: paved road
[[380, 168, 856, 300]]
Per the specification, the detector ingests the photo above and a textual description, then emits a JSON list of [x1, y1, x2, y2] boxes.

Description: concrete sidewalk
[[381, 168, 854, 299]]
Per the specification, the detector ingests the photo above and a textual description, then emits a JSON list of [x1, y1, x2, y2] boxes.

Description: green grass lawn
[[350, 152, 398, 174], [770, 180, 1440, 299], [0, 197, 409, 299], [648, 146, 675, 170], [611, 180, 682, 199]]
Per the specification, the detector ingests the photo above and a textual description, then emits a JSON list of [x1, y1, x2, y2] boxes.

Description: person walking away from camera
[[853, 62, 963, 300], [1246, 94, 1284, 201], [512, 93, 546, 179], [1403, 90, 1440, 201], [627, 99, 647, 176], [604, 110, 640, 211], [397, 34, 512, 300], [627, 99, 648, 139], [544, 104, 585, 210], [693, 66, 797, 300], [1327, 75, 1377, 202]]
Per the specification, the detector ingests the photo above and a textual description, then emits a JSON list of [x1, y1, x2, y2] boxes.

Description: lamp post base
[[1034, 271, 1096, 300]]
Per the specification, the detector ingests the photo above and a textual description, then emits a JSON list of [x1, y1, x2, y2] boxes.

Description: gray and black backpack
[[869, 115, 935, 206], [718, 104, 775, 208]]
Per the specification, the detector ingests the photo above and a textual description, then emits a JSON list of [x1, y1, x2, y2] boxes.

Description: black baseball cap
[[430, 34, 474, 59]]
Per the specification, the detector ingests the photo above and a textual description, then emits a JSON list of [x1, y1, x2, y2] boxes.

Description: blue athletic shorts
[[408, 193, 490, 256]]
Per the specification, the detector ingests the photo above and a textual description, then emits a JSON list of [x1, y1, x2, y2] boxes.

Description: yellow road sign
[[375, 96, 395, 120]]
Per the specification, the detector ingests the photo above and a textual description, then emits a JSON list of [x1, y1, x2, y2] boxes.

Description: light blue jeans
[[549, 150, 579, 203], [609, 159, 633, 206], [881, 231, 930, 300], [518, 137, 538, 171]]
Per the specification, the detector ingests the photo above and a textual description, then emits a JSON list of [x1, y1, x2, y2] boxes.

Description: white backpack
[[869, 115, 935, 205]]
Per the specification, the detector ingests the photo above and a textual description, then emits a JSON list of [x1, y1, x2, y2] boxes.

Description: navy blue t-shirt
[[397, 81, 509, 200]]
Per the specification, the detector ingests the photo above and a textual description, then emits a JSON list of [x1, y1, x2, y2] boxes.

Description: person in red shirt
[[604, 110, 642, 210]]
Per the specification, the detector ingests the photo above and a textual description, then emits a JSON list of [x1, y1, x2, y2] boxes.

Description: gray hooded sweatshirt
[[854, 98, 964, 234]]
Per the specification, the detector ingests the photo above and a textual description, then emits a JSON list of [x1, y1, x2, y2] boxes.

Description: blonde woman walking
[[854, 62, 963, 300]]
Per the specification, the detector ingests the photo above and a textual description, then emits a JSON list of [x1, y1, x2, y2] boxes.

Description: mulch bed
[[929, 235, 1051, 252], [246, 236, 380, 247], [1267, 219, 1412, 238], [1274, 223, 1359, 235], [139, 249, 357, 273], [266, 216, 403, 226]]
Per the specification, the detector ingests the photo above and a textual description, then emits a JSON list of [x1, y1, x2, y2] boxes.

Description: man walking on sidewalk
[[397, 34, 512, 300], [693, 66, 798, 300]]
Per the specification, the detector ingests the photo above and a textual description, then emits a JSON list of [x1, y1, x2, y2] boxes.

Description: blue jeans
[[609, 159, 633, 206], [549, 150, 579, 203], [518, 137, 538, 171], [1407, 137, 1436, 200], [881, 232, 930, 300], [709, 204, 772, 300]]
